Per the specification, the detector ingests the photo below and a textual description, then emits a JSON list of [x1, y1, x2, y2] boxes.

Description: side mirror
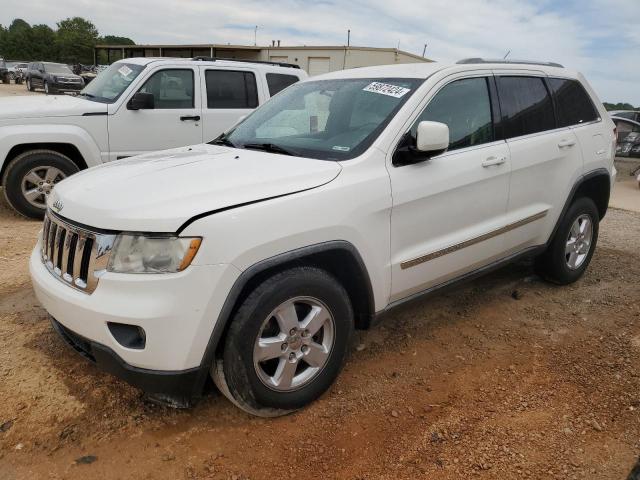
[[416, 121, 449, 153], [127, 92, 155, 110], [393, 121, 450, 166]]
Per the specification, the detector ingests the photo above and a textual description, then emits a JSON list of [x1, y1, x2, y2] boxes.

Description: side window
[[411, 77, 494, 151], [548, 78, 599, 127], [205, 70, 258, 109], [497, 76, 556, 138], [138, 69, 194, 109], [266, 73, 300, 96]]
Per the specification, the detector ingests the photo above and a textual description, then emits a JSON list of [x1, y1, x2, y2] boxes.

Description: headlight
[[107, 235, 202, 274]]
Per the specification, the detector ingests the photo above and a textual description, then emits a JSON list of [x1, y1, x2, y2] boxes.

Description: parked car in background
[[0, 57, 306, 218], [7, 62, 29, 81], [29, 59, 615, 415], [0, 58, 9, 84], [25, 62, 84, 94], [611, 116, 640, 158], [610, 110, 640, 123]]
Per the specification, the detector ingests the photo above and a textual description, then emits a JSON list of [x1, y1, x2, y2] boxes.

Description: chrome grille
[[41, 212, 116, 294]]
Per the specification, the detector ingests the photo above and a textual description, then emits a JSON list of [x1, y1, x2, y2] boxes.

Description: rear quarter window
[[548, 78, 599, 127], [497, 76, 556, 138]]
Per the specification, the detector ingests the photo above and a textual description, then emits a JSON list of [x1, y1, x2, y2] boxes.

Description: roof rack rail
[[191, 56, 300, 69], [456, 58, 564, 68]]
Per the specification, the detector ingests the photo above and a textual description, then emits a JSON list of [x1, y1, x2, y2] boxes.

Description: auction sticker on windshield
[[363, 82, 410, 98], [118, 65, 133, 78]]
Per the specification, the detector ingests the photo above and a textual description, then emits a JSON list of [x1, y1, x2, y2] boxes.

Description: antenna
[[347, 29, 350, 46], [503, 50, 511, 59], [422, 43, 428, 57], [254, 26, 258, 46]]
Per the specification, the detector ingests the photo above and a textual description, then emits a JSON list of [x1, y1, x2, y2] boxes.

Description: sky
[[1, 0, 639, 105]]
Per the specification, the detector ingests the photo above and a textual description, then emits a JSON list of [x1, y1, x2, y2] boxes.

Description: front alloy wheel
[[21, 166, 65, 210], [253, 296, 335, 392], [214, 266, 353, 416], [2, 149, 79, 219]]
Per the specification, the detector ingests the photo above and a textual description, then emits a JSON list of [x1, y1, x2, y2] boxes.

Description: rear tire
[[215, 266, 353, 416], [2, 150, 79, 219], [535, 197, 599, 284]]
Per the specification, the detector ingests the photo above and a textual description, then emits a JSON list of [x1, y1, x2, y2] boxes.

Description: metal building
[[94, 44, 432, 74]]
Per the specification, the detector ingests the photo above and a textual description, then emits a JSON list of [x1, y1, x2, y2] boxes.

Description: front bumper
[[52, 82, 83, 92], [30, 238, 241, 399], [50, 316, 201, 406]]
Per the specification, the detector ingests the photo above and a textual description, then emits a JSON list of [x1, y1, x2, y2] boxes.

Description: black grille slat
[[56, 229, 66, 270], [79, 237, 94, 283], [48, 223, 58, 262], [66, 233, 78, 276]]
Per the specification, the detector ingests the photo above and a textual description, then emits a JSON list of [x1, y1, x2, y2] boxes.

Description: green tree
[[55, 17, 98, 64], [99, 35, 135, 45]]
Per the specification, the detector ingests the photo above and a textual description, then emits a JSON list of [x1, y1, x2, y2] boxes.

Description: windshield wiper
[[76, 92, 95, 99], [209, 133, 236, 148], [243, 143, 298, 156]]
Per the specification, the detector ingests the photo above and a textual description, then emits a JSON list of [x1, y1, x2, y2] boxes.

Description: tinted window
[[497, 76, 556, 138], [138, 69, 194, 109], [548, 78, 599, 127], [206, 70, 258, 109], [266, 73, 299, 96], [412, 77, 493, 151]]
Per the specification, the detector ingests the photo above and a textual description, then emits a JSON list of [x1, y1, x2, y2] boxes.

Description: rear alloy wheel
[[213, 267, 353, 416], [535, 197, 599, 284], [2, 150, 79, 219]]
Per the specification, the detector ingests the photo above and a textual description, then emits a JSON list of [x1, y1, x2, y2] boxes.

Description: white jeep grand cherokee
[[0, 57, 305, 219], [30, 59, 616, 415]]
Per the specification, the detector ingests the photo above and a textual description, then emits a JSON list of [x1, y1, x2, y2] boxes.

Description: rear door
[[496, 74, 583, 253], [199, 68, 262, 142], [108, 66, 203, 160]]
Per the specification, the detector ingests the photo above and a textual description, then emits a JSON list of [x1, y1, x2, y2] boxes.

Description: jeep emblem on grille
[[52, 199, 64, 212]]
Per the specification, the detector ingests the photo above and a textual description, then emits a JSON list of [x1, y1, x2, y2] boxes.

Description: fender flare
[[188, 240, 375, 401], [548, 167, 611, 243], [0, 124, 103, 175]]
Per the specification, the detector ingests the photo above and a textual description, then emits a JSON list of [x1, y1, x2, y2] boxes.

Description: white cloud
[[1, 0, 638, 104]]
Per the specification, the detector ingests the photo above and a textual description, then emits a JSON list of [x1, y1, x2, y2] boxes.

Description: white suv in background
[[30, 59, 616, 416], [0, 57, 306, 218]]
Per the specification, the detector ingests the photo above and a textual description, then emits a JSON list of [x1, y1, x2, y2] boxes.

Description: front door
[[108, 67, 203, 160], [388, 75, 511, 302]]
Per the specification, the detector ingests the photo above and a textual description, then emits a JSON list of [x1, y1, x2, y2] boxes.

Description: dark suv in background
[[26, 62, 84, 94]]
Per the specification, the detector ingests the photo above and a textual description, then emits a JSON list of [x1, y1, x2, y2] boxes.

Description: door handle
[[558, 139, 576, 148], [482, 156, 507, 167], [180, 115, 201, 121]]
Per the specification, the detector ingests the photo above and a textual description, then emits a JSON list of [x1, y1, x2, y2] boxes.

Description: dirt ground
[[0, 82, 39, 98], [0, 187, 638, 480]]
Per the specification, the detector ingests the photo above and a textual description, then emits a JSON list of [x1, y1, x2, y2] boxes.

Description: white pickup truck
[[0, 57, 306, 218]]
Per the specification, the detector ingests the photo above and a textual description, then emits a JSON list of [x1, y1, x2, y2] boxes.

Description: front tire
[[2, 150, 79, 219], [26, 78, 34, 91], [536, 197, 599, 284], [215, 267, 353, 416]]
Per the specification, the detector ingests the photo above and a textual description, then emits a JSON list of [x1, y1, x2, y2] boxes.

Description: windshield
[[44, 64, 73, 74], [220, 77, 423, 160], [79, 62, 145, 104]]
